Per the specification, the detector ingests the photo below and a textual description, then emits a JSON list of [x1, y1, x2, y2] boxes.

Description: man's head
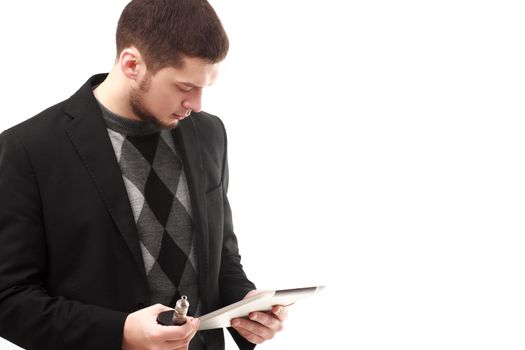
[[110, 0, 228, 129], [116, 0, 228, 74]]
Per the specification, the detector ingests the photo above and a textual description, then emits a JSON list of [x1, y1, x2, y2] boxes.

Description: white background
[[0, 1, 524, 349]]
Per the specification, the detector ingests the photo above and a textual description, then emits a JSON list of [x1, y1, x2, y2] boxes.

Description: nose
[[182, 88, 202, 113]]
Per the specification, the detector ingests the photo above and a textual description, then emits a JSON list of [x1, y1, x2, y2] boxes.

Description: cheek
[[148, 88, 181, 114]]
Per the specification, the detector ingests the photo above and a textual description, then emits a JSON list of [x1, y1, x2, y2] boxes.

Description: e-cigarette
[[173, 295, 189, 325], [156, 295, 190, 326]]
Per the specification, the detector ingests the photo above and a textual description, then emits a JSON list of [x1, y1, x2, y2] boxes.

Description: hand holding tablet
[[198, 285, 325, 330]]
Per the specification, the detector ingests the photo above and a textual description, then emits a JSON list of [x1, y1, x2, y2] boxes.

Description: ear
[[118, 46, 146, 81]]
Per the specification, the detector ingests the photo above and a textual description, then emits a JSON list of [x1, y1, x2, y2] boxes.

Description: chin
[[162, 120, 180, 130]]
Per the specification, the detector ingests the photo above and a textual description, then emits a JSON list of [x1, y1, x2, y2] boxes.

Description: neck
[[93, 66, 140, 121]]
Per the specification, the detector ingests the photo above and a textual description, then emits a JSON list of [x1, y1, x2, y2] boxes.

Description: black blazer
[[0, 74, 256, 350]]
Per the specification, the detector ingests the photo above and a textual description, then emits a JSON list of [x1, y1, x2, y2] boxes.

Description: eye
[[176, 85, 192, 93]]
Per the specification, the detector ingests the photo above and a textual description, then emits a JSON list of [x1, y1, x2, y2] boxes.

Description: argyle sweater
[[97, 101, 203, 320]]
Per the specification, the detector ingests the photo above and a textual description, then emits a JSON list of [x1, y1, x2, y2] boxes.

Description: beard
[[129, 73, 177, 130]]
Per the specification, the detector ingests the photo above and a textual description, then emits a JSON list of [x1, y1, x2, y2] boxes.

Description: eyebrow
[[178, 81, 203, 89]]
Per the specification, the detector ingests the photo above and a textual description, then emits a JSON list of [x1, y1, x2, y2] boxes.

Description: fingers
[[231, 306, 288, 345], [235, 290, 288, 344], [272, 305, 288, 321], [233, 324, 267, 345], [122, 305, 199, 350], [231, 317, 275, 342], [249, 312, 283, 332], [159, 318, 199, 350], [161, 317, 200, 341]]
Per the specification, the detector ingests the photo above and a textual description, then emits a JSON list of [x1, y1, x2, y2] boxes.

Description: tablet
[[198, 285, 325, 330]]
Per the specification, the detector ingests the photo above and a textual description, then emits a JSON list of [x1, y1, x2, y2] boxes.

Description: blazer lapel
[[63, 74, 147, 281], [172, 118, 210, 299]]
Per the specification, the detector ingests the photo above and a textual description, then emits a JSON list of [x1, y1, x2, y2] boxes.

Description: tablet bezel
[[198, 285, 324, 330]]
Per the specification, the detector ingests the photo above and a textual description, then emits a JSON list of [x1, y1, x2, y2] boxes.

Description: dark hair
[[116, 0, 229, 74]]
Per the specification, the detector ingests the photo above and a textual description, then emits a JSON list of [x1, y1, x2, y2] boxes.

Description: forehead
[[154, 57, 220, 88]]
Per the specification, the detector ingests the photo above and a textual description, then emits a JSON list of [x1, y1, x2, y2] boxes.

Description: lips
[[172, 113, 186, 121]]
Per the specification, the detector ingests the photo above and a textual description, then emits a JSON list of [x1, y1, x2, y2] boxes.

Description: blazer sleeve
[[214, 118, 257, 350], [0, 130, 127, 350]]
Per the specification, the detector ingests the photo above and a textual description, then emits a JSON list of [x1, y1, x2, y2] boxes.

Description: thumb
[[149, 303, 173, 314], [181, 317, 200, 333], [185, 317, 200, 327]]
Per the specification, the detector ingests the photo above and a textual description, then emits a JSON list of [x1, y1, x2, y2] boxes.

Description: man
[[0, 0, 286, 349]]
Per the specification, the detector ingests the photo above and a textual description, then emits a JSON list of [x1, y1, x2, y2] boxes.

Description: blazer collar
[[64, 74, 148, 281]]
